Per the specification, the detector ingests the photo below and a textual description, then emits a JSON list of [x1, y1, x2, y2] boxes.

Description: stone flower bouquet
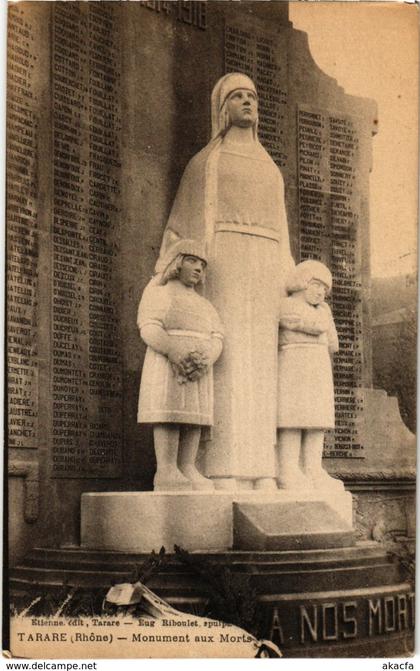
[[172, 350, 209, 384]]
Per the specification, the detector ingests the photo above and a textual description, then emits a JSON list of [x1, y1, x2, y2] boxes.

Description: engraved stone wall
[[297, 107, 364, 458], [7, 5, 40, 450], [51, 3, 123, 478]]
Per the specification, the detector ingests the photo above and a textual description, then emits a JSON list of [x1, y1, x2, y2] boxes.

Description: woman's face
[[226, 88, 258, 128], [304, 279, 328, 306], [178, 255, 206, 287]]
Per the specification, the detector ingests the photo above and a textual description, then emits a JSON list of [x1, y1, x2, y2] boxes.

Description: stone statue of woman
[[156, 73, 295, 491]]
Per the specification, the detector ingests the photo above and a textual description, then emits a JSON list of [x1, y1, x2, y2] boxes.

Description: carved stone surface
[[353, 490, 416, 544]]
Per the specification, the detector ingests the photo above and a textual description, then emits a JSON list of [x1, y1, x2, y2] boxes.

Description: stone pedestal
[[81, 483, 354, 553], [10, 542, 414, 657], [81, 492, 233, 553]]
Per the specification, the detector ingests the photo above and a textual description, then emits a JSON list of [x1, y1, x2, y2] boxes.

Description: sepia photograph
[[4, 0, 417, 662]]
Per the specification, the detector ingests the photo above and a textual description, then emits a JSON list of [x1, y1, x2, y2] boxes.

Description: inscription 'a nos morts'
[[266, 591, 415, 648], [51, 3, 122, 478]]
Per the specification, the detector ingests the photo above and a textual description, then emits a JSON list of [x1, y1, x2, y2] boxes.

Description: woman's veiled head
[[211, 73, 258, 139]]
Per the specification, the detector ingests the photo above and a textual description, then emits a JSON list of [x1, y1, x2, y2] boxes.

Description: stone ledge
[[81, 492, 233, 553], [81, 488, 354, 553], [233, 500, 355, 551]]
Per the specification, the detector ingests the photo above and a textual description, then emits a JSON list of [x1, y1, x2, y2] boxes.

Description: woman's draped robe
[[158, 136, 294, 481]]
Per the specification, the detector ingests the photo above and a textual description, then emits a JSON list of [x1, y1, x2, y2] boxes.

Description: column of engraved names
[[52, 4, 123, 477], [254, 34, 287, 167], [7, 6, 39, 449], [297, 108, 364, 459], [224, 22, 288, 167], [87, 4, 122, 474], [297, 109, 330, 264], [225, 25, 254, 82], [328, 115, 363, 458], [52, 4, 89, 475]]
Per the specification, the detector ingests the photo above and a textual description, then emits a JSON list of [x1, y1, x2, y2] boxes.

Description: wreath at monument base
[[10, 546, 262, 638], [173, 545, 261, 637]]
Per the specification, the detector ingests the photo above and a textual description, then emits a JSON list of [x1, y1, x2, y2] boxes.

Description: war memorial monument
[[6, 1, 416, 657]]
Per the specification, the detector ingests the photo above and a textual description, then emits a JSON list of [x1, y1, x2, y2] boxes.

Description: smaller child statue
[[137, 239, 224, 491], [276, 260, 340, 490]]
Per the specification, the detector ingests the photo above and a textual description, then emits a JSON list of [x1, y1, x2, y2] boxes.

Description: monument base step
[[9, 543, 413, 657], [81, 486, 354, 553]]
